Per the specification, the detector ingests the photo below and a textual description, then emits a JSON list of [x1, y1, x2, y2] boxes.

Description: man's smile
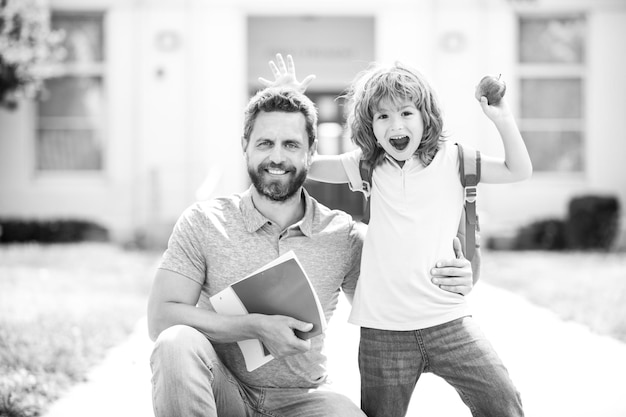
[[267, 168, 288, 175], [263, 164, 294, 177]]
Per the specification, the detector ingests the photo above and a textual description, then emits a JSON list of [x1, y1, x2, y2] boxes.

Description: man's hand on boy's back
[[430, 237, 474, 295]]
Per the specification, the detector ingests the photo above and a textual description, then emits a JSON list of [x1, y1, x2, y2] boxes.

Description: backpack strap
[[456, 143, 481, 260], [359, 160, 373, 224]]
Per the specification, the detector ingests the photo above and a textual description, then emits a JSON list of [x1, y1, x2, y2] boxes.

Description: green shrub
[[0, 219, 109, 243], [509, 194, 621, 251], [566, 195, 620, 250], [513, 218, 567, 250]]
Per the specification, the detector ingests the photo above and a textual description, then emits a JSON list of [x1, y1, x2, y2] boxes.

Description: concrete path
[[43, 283, 626, 417]]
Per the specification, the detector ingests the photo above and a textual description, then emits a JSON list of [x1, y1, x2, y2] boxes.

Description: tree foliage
[[0, 0, 64, 109]]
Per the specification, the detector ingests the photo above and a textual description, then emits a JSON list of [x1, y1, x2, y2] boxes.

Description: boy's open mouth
[[389, 136, 410, 151]]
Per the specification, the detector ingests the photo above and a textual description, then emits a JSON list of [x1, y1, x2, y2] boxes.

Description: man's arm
[[147, 268, 313, 358], [430, 237, 476, 295]]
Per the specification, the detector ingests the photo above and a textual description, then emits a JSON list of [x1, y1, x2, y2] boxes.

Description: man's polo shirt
[[158, 186, 363, 388]]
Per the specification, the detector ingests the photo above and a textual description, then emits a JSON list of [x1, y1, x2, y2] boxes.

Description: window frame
[[34, 10, 107, 176], [516, 12, 588, 178]]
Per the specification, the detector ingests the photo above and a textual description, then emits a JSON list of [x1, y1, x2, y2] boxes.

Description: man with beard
[[147, 87, 474, 416]]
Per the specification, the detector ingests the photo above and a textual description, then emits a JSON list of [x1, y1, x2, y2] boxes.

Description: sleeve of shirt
[[341, 220, 365, 301], [339, 149, 368, 196], [158, 204, 207, 285]]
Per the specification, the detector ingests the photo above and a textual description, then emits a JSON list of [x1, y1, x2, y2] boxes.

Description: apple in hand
[[475, 74, 506, 105]]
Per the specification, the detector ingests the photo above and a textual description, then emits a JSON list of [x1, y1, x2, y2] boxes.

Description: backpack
[[358, 143, 481, 266]]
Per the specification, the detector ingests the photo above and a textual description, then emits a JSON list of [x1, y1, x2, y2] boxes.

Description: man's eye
[[285, 142, 299, 149]]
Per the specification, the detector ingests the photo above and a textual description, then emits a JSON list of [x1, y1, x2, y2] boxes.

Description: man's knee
[[151, 325, 218, 373], [151, 326, 227, 416], [154, 325, 204, 350]]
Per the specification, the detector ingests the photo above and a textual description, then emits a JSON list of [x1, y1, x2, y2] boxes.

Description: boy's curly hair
[[344, 62, 445, 170]]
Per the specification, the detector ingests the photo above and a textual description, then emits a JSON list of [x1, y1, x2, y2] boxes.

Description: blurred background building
[[1, 0, 625, 247]]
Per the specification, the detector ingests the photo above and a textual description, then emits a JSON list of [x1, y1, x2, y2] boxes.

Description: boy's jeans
[[150, 325, 365, 417], [359, 316, 524, 417]]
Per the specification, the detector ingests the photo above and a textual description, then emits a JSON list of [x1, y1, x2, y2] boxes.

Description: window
[[518, 15, 586, 173], [36, 12, 105, 172]]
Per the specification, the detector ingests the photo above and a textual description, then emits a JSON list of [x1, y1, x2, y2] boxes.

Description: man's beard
[[248, 162, 308, 202]]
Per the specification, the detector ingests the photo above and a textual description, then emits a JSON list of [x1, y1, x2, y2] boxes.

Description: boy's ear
[[241, 136, 248, 152]]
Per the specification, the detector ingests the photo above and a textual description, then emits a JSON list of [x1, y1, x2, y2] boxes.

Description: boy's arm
[[477, 97, 533, 184], [309, 154, 350, 183]]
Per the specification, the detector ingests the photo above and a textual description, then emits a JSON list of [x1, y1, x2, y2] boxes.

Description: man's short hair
[[243, 87, 318, 148]]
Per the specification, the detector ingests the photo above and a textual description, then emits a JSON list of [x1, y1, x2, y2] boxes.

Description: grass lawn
[[480, 249, 626, 343], [0, 244, 625, 417], [0, 243, 160, 417]]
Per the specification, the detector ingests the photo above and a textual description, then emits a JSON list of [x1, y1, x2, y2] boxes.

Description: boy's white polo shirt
[[340, 142, 470, 330]]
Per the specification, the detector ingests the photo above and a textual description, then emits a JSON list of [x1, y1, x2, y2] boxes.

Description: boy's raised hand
[[478, 95, 513, 123], [258, 53, 316, 93]]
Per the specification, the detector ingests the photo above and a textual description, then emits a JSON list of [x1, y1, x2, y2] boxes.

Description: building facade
[[1, 0, 625, 247]]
